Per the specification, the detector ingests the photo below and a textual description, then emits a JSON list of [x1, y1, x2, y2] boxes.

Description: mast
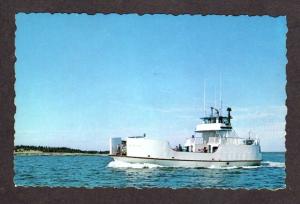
[[219, 73, 223, 115], [203, 79, 206, 116], [214, 85, 217, 108]]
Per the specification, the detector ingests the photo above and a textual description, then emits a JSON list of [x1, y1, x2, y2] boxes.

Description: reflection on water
[[14, 152, 285, 189]]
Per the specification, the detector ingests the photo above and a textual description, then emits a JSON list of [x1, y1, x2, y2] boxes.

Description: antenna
[[214, 85, 216, 108], [203, 79, 206, 116], [219, 73, 223, 115]]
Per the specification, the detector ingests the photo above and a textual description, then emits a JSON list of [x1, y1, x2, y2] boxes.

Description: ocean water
[[14, 152, 285, 189]]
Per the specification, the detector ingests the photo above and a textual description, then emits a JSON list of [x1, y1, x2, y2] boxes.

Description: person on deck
[[117, 145, 121, 155], [178, 144, 182, 151]]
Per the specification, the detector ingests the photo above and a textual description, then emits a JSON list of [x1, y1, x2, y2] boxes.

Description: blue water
[[14, 152, 285, 189]]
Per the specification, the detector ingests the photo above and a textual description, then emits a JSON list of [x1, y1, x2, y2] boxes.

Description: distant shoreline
[[14, 151, 109, 156], [14, 145, 109, 156]]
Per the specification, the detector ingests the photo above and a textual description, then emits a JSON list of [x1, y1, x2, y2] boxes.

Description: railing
[[208, 137, 220, 143], [185, 136, 259, 146], [221, 137, 245, 145], [221, 137, 260, 145]]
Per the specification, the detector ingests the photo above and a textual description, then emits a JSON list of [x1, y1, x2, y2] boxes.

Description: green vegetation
[[15, 145, 109, 154]]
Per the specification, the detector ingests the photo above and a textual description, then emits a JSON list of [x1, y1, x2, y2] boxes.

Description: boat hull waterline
[[112, 156, 261, 168]]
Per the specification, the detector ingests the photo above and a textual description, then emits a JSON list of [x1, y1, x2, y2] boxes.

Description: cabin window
[[246, 139, 254, 145], [208, 145, 211, 153], [212, 146, 218, 153], [223, 118, 229, 125]]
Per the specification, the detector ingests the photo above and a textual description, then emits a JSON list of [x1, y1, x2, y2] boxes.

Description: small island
[[14, 145, 109, 156]]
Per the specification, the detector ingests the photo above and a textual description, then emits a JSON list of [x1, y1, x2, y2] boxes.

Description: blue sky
[[15, 14, 287, 152]]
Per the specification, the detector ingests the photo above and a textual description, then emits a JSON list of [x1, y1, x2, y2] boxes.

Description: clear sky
[[15, 14, 287, 152]]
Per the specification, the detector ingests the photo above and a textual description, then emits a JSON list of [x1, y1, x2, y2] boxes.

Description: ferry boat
[[109, 107, 262, 168]]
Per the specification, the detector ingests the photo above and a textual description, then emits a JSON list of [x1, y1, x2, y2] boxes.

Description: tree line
[[15, 145, 109, 154]]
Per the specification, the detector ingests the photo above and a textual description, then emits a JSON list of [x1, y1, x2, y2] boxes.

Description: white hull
[[112, 156, 261, 168]]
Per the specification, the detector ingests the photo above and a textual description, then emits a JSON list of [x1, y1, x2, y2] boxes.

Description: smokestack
[[227, 107, 232, 124]]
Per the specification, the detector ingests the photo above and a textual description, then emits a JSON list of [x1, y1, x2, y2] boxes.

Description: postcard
[[14, 14, 286, 189]]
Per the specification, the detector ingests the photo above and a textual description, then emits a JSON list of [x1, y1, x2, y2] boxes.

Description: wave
[[107, 160, 163, 169], [241, 166, 261, 169], [262, 161, 285, 168], [207, 165, 239, 170], [208, 166, 260, 170], [237, 161, 285, 169], [211, 161, 285, 169]]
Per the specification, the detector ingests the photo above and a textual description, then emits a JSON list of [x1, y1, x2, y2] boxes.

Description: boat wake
[[107, 160, 163, 169], [261, 161, 285, 168], [207, 161, 285, 169], [207, 165, 260, 170], [207, 165, 239, 170]]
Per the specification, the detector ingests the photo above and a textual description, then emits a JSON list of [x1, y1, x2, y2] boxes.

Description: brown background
[[0, 0, 299, 203]]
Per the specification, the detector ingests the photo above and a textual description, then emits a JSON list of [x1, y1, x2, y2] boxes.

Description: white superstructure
[[109, 107, 262, 168]]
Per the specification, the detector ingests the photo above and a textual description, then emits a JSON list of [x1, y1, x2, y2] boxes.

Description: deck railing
[[186, 136, 259, 146], [221, 137, 245, 145]]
